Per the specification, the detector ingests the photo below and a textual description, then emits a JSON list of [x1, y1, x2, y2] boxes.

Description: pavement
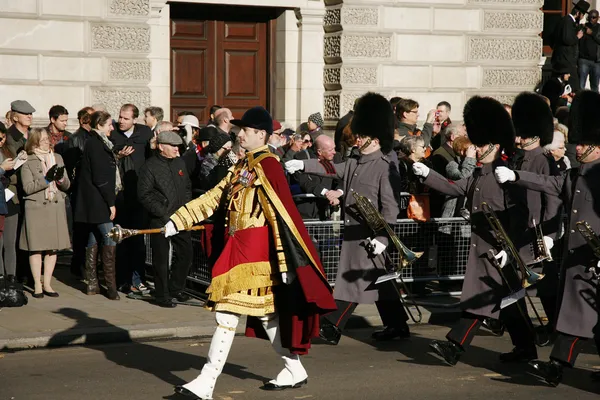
[[0, 263, 468, 350], [1, 325, 599, 400]]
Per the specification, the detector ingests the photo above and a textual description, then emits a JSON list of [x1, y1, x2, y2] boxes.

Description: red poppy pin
[[63, 135, 69, 141], [178, 170, 184, 176]]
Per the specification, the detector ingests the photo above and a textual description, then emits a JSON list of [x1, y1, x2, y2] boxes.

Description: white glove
[[494, 250, 508, 269], [494, 167, 516, 183], [367, 238, 386, 256], [281, 271, 296, 285], [412, 162, 430, 178], [285, 160, 304, 174], [543, 236, 554, 251], [164, 221, 178, 238]]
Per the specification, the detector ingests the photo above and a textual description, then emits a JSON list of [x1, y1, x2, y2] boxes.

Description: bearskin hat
[[568, 90, 600, 146], [511, 92, 554, 146], [463, 96, 515, 151], [350, 92, 395, 153], [540, 78, 564, 114]]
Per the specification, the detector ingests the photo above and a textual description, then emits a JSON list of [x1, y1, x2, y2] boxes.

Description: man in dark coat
[[138, 131, 192, 308], [286, 92, 411, 345], [550, 0, 590, 91], [7, 100, 34, 155], [511, 92, 563, 333], [110, 103, 153, 294], [413, 96, 536, 366], [495, 90, 600, 386]]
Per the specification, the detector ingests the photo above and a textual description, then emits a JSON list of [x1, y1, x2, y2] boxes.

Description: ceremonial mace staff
[[106, 224, 205, 244]]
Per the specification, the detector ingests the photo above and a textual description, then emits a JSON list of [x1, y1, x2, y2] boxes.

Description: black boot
[[529, 359, 563, 387], [319, 322, 342, 345], [372, 326, 410, 341], [6, 275, 16, 284], [482, 318, 505, 336], [85, 245, 100, 295], [499, 346, 537, 363], [102, 245, 120, 300], [591, 371, 600, 382], [429, 340, 463, 366]]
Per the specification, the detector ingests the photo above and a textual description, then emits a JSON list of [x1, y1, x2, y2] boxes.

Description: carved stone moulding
[[468, 37, 541, 62], [91, 88, 151, 118], [324, 93, 340, 120], [324, 8, 341, 33], [324, 65, 378, 90], [483, 11, 543, 31], [91, 24, 151, 53], [341, 7, 379, 27], [467, 0, 543, 5], [468, 92, 518, 106], [108, 59, 152, 81], [482, 68, 541, 88], [109, 0, 150, 16]]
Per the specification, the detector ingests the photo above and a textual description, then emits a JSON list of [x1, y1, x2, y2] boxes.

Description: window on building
[[542, 0, 570, 55]]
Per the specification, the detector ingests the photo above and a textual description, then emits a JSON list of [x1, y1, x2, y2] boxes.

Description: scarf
[[33, 148, 58, 201], [94, 130, 123, 194]]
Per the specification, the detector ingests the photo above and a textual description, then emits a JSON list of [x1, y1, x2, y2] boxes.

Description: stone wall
[[323, 0, 545, 125], [0, 0, 158, 128]]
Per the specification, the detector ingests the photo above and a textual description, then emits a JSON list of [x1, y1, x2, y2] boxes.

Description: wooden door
[[170, 5, 271, 123]]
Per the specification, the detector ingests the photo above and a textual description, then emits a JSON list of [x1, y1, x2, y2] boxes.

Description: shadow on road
[[47, 308, 268, 398]]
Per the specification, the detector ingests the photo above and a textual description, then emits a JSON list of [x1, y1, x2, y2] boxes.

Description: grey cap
[[157, 130, 183, 146], [10, 100, 36, 114]]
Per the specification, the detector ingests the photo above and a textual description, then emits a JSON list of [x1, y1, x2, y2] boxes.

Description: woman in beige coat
[[19, 127, 70, 298]]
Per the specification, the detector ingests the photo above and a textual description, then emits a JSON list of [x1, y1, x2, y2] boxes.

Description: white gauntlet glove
[[543, 236, 554, 250], [285, 160, 304, 174], [494, 167, 516, 183], [164, 221, 178, 238], [366, 238, 386, 256], [494, 250, 508, 269], [412, 162, 430, 178]]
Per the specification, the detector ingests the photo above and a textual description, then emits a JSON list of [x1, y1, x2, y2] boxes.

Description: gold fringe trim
[[207, 291, 276, 317], [206, 261, 277, 302]]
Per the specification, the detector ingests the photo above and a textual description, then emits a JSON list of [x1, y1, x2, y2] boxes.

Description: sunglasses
[[0, 137, 5, 142], [303, 139, 312, 144]]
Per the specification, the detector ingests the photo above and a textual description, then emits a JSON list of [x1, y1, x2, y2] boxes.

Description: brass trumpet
[[529, 218, 553, 265], [576, 221, 600, 280], [107, 224, 205, 244], [481, 202, 544, 288], [352, 191, 424, 323]]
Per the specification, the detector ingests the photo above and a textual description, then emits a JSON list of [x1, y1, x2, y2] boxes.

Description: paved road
[[1, 324, 599, 400]]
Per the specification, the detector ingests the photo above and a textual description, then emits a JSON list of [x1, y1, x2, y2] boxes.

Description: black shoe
[[482, 318, 505, 336], [529, 360, 563, 387], [319, 323, 341, 345], [153, 298, 177, 308], [372, 326, 410, 341], [261, 378, 308, 391], [43, 290, 59, 298], [173, 292, 192, 302], [591, 371, 600, 382], [174, 385, 206, 399], [499, 346, 537, 363], [429, 340, 462, 366], [32, 292, 44, 299]]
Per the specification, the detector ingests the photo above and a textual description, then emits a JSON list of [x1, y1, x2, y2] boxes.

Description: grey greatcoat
[[423, 160, 528, 318], [515, 159, 600, 339], [19, 154, 71, 251], [304, 150, 400, 304]]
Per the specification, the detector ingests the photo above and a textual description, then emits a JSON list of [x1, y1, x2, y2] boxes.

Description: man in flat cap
[[164, 106, 335, 400], [550, 1, 591, 91], [137, 131, 192, 308], [307, 112, 324, 141], [7, 100, 35, 155]]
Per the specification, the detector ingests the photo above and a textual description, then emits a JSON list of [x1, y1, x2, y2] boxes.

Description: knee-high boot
[[181, 312, 239, 400], [260, 315, 308, 389], [102, 245, 120, 300], [85, 245, 100, 295]]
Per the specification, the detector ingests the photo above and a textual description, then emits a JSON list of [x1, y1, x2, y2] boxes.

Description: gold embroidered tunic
[[170, 146, 287, 316]]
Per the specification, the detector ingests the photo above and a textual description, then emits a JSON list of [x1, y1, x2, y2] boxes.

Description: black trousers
[[447, 300, 535, 351], [550, 333, 589, 367], [150, 231, 192, 301], [323, 298, 409, 332]]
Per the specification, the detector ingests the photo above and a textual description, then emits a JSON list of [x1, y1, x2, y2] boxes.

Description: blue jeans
[[578, 58, 600, 92], [87, 222, 116, 248]]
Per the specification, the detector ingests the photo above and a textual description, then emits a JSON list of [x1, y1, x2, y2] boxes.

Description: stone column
[[323, 0, 544, 126]]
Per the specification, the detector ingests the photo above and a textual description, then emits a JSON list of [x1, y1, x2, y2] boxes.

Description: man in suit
[[111, 103, 154, 295], [551, 1, 590, 91]]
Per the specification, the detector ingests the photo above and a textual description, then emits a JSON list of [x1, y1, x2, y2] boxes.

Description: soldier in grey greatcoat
[[412, 96, 536, 366], [285, 92, 409, 345], [496, 90, 600, 387], [510, 92, 563, 332]]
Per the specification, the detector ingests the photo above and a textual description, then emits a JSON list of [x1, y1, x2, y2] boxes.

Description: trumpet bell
[[522, 269, 544, 288]]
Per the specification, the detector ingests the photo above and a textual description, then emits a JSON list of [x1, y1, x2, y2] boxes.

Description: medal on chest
[[238, 168, 255, 188]]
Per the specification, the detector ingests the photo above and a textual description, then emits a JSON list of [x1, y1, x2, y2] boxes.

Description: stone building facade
[[0, 0, 593, 130]]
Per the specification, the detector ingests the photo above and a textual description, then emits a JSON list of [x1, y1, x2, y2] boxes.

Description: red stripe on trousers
[[460, 320, 479, 346], [567, 338, 579, 363], [336, 303, 355, 327]]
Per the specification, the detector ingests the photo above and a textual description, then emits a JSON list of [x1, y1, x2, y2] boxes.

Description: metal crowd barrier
[[144, 217, 472, 287]]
